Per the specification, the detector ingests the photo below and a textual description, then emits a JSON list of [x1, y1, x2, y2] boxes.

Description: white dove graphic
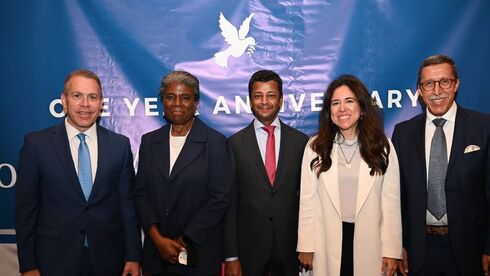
[[214, 12, 256, 68]]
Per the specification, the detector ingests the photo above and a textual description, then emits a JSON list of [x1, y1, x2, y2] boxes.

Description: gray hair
[[417, 54, 458, 85], [159, 70, 200, 101]]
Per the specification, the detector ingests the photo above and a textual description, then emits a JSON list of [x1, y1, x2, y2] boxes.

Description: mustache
[[429, 94, 448, 101]]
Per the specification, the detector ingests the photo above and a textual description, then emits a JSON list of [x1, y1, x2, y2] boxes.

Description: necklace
[[340, 140, 358, 146], [335, 135, 358, 146], [338, 143, 359, 168]]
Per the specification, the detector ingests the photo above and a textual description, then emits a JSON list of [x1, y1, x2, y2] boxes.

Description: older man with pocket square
[[392, 54, 490, 276]]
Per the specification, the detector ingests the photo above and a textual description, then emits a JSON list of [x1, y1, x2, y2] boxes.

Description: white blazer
[[297, 137, 402, 276]]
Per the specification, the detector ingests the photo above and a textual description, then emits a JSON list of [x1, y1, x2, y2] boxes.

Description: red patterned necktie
[[262, 125, 276, 185]]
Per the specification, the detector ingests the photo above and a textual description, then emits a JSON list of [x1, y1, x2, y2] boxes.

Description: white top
[[169, 125, 190, 174], [425, 102, 457, 225], [253, 117, 281, 166], [65, 119, 98, 182], [337, 137, 361, 223]]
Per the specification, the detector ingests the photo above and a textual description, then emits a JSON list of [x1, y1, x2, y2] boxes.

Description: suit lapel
[[88, 125, 108, 202], [320, 144, 342, 218], [169, 118, 206, 180], [318, 143, 380, 219], [150, 125, 171, 180], [165, 118, 207, 214], [241, 122, 270, 186], [447, 108, 466, 174], [415, 114, 428, 185], [51, 123, 85, 199], [355, 157, 376, 218], [273, 121, 291, 189]]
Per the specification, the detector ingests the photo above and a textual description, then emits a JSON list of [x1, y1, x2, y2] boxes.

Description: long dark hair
[[310, 75, 389, 176]]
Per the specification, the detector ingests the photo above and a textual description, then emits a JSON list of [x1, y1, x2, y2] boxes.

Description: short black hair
[[248, 70, 283, 98]]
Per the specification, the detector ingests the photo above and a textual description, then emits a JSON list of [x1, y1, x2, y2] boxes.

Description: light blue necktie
[[77, 133, 93, 201], [427, 118, 447, 220]]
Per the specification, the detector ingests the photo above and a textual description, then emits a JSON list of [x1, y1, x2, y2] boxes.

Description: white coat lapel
[[355, 159, 376, 218], [320, 144, 342, 218]]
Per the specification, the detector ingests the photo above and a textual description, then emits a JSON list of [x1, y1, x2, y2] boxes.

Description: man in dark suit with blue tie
[[392, 55, 490, 275], [224, 70, 308, 276], [15, 69, 142, 276]]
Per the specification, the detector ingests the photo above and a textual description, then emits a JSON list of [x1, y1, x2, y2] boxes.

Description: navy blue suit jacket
[[392, 107, 490, 275], [134, 118, 231, 275], [15, 122, 142, 275]]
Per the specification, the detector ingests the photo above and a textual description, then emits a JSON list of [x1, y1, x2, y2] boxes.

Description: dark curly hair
[[310, 74, 389, 176]]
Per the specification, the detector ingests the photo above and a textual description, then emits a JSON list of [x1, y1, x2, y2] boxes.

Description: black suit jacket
[[134, 118, 231, 275], [15, 122, 142, 275], [224, 120, 308, 267], [392, 106, 490, 275]]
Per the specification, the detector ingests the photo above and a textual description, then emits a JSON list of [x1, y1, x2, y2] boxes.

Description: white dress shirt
[[253, 117, 281, 166], [65, 119, 98, 182], [425, 102, 457, 226]]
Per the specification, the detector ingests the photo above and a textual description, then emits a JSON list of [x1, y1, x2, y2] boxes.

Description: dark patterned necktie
[[427, 118, 447, 220]]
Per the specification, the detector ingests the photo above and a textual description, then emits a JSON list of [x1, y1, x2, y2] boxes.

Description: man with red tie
[[224, 70, 308, 276]]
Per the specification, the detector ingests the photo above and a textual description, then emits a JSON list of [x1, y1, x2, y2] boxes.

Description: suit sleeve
[[182, 134, 231, 246], [380, 140, 403, 259], [118, 138, 143, 261], [15, 134, 40, 273], [223, 138, 239, 258], [391, 125, 408, 249], [297, 139, 321, 253], [485, 131, 490, 255], [134, 134, 160, 231]]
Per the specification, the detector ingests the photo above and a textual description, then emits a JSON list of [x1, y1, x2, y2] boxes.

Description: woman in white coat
[[297, 75, 402, 276]]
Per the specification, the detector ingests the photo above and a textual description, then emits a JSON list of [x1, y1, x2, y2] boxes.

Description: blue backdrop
[[1, 0, 489, 273]]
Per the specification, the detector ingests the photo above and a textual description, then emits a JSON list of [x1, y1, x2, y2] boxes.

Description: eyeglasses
[[419, 78, 456, 91]]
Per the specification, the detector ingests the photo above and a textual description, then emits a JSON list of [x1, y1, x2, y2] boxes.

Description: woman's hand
[[298, 252, 314, 271], [148, 225, 184, 264], [382, 257, 398, 276]]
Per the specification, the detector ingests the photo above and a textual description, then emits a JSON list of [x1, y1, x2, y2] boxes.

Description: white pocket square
[[464, 144, 480, 154]]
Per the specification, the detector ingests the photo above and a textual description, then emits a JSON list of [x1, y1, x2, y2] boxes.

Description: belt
[[425, 225, 449, 235]]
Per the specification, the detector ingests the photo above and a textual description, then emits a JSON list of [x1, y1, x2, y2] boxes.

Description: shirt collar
[[426, 102, 457, 125], [254, 116, 281, 131], [65, 118, 98, 140]]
